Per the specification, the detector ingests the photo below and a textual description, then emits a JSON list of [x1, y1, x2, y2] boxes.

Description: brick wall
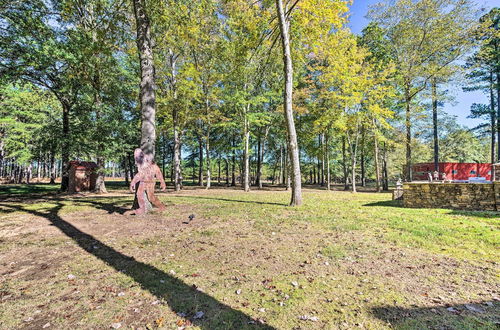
[[403, 183, 499, 211]]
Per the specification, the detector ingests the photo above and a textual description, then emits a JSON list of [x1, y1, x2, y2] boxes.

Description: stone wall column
[[494, 182, 500, 211]]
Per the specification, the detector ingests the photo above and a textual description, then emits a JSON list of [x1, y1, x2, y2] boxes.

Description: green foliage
[[0, 83, 61, 164]]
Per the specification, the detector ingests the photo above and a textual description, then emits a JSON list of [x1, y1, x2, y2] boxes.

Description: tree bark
[[347, 124, 360, 193], [94, 156, 107, 193], [49, 151, 56, 185], [93, 93, 107, 194], [360, 127, 365, 187], [276, 0, 302, 206], [60, 100, 70, 191], [225, 158, 229, 185], [279, 144, 284, 185], [496, 62, 500, 162], [490, 71, 496, 164], [26, 164, 32, 184], [133, 0, 156, 158], [127, 153, 135, 182], [405, 87, 412, 181], [432, 78, 439, 171], [231, 135, 236, 186], [342, 136, 348, 191], [382, 141, 389, 191], [322, 135, 325, 186], [256, 131, 262, 188], [168, 49, 182, 191], [198, 136, 204, 186], [325, 131, 331, 191], [373, 121, 382, 193], [243, 108, 250, 192], [257, 126, 269, 189], [205, 130, 211, 189]]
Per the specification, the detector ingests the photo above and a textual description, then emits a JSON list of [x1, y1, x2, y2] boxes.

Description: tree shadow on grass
[[70, 197, 132, 215], [447, 210, 500, 219], [363, 200, 403, 208], [180, 195, 286, 206], [0, 202, 274, 329], [371, 301, 499, 329], [363, 200, 500, 219]]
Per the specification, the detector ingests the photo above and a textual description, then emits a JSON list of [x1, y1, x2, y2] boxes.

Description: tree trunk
[[493, 41, 500, 163], [382, 142, 389, 191], [133, 0, 156, 158], [37, 153, 41, 182], [198, 136, 204, 186], [373, 121, 382, 193], [94, 156, 107, 193], [50, 150, 56, 185], [496, 62, 500, 162], [128, 153, 135, 181], [320, 134, 325, 186], [256, 131, 262, 188], [123, 157, 130, 185], [347, 128, 359, 193], [205, 130, 211, 189], [279, 144, 284, 185], [18, 166, 24, 184], [26, 164, 32, 184], [243, 109, 250, 192], [133, 0, 156, 212], [225, 158, 229, 185], [325, 131, 331, 191], [168, 49, 182, 191], [60, 101, 70, 191], [432, 78, 439, 171], [360, 126, 365, 187], [257, 127, 269, 189], [342, 136, 348, 191], [405, 87, 412, 181], [283, 147, 290, 190], [276, 0, 302, 206], [192, 163, 195, 183], [490, 71, 496, 164], [231, 136, 236, 186], [217, 157, 221, 184]]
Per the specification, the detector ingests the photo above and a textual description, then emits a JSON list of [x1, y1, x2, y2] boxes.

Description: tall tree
[[275, 0, 302, 205], [133, 0, 156, 158], [369, 0, 478, 180]]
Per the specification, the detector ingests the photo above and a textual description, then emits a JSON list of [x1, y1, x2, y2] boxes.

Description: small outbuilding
[[412, 162, 493, 181], [68, 161, 98, 193]]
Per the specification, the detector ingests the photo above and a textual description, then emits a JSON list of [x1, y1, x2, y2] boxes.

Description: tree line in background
[[0, 0, 499, 205]]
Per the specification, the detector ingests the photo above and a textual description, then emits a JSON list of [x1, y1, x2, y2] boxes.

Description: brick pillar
[[494, 163, 500, 182]]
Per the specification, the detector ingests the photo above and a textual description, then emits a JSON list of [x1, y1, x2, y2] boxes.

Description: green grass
[[0, 183, 60, 195], [0, 185, 498, 329]]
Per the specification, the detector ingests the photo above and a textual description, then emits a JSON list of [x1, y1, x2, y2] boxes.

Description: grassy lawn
[[0, 184, 498, 329]]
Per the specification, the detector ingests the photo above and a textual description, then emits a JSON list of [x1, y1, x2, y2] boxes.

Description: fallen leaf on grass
[[155, 317, 165, 327], [299, 315, 319, 322]]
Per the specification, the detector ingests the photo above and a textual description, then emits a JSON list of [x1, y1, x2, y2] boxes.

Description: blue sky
[[347, 0, 498, 129]]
